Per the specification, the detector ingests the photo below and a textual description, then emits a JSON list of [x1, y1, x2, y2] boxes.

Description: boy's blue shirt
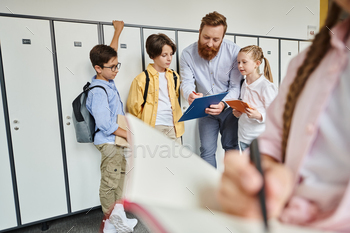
[[86, 75, 125, 145]]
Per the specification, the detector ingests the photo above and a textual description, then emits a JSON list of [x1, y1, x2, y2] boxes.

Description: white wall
[[0, 0, 319, 40]]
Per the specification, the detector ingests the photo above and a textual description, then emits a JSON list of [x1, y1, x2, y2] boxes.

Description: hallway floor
[[6, 208, 150, 233]]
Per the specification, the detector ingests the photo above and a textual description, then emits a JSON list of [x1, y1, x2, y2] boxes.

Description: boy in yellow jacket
[[127, 34, 184, 144]]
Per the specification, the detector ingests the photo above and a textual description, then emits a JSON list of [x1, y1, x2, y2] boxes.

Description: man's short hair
[[200, 11, 227, 36], [89, 44, 117, 68], [146, 33, 177, 59]]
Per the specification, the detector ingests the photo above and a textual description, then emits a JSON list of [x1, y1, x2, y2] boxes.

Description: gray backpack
[[72, 82, 107, 143]]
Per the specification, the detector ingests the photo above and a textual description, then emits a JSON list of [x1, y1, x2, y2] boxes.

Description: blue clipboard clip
[[178, 92, 228, 122]]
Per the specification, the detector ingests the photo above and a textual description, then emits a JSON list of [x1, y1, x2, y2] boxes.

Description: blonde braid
[[281, 2, 341, 162]]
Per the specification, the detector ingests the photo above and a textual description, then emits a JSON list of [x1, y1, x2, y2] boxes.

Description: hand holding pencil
[[188, 91, 203, 105], [218, 145, 294, 223]]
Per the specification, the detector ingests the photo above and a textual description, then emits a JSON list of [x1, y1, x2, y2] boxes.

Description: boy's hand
[[218, 150, 293, 219], [112, 20, 124, 35], [232, 109, 242, 118], [246, 107, 262, 121], [188, 92, 203, 105]]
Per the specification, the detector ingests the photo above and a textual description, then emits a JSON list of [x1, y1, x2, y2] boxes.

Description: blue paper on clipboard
[[178, 92, 228, 122]]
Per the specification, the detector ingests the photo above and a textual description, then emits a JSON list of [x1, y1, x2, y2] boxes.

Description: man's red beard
[[198, 40, 221, 60]]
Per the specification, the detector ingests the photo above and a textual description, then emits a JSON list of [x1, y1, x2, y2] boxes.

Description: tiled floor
[[5, 208, 149, 233]]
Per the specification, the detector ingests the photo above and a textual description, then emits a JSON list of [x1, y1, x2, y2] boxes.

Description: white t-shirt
[[155, 72, 174, 126], [296, 51, 350, 212], [238, 74, 277, 144]]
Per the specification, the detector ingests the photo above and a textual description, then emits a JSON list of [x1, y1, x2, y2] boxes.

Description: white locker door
[[299, 41, 312, 53], [54, 21, 100, 212], [143, 29, 177, 71], [225, 35, 235, 44], [259, 38, 280, 87], [0, 87, 17, 230], [281, 40, 299, 83], [0, 17, 67, 223], [178, 31, 201, 157], [104, 26, 142, 107], [235, 36, 258, 48]]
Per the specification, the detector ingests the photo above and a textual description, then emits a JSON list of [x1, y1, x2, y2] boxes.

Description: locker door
[[259, 38, 280, 87], [54, 21, 100, 212], [225, 35, 235, 44], [143, 29, 177, 71], [103, 26, 142, 107], [0, 85, 17, 230], [178, 31, 201, 157], [235, 36, 258, 48], [281, 40, 298, 83], [299, 41, 312, 53], [0, 17, 67, 223]]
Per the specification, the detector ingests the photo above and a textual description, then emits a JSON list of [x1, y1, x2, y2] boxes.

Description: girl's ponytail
[[263, 57, 273, 83]]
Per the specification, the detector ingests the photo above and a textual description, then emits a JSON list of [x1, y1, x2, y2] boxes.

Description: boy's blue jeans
[[198, 108, 239, 168]]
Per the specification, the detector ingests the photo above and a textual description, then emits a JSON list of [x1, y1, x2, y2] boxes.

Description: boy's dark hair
[[89, 44, 117, 68], [146, 34, 176, 59], [200, 11, 227, 37]]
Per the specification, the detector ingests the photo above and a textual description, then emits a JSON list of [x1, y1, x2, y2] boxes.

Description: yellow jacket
[[126, 64, 184, 138]]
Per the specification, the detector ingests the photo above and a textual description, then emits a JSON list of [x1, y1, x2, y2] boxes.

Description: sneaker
[[127, 218, 138, 229], [109, 204, 133, 233], [103, 219, 117, 233]]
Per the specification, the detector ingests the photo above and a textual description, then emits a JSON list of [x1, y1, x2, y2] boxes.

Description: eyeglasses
[[102, 62, 121, 72]]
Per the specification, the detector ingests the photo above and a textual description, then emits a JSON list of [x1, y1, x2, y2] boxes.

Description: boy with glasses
[[86, 21, 137, 232]]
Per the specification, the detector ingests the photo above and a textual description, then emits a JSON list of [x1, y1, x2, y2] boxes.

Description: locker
[[0, 17, 67, 224], [0, 85, 17, 230], [225, 35, 235, 44], [259, 38, 280, 87], [103, 25, 142, 107], [280, 40, 299, 83], [54, 21, 100, 212], [299, 41, 312, 53], [178, 31, 201, 157], [142, 29, 177, 71], [235, 36, 258, 48]]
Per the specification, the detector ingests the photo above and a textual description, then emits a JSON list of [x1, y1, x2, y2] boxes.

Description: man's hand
[[218, 150, 293, 219], [188, 92, 203, 105], [205, 102, 225, 115]]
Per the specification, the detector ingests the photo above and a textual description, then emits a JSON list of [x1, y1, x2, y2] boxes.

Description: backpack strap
[[80, 82, 108, 137], [141, 69, 178, 107], [238, 78, 245, 100], [142, 70, 150, 107], [171, 69, 177, 92]]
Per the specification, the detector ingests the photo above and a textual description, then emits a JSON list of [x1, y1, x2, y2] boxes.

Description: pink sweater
[[259, 17, 350, 232]]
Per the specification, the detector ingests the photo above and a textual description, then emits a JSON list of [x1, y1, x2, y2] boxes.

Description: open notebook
[[120, 114, 332, 233]]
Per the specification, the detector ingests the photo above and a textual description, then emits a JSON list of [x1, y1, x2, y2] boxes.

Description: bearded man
[[180, 11, 243, 168]]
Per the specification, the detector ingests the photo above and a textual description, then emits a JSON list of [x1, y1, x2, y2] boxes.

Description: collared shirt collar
[[147, 63, 172, 76]]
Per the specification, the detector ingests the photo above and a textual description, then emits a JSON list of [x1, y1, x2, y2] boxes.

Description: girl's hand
[[218, 150, 293, 219], [232, 109, 242, 118], [246, 107, 262, 121]]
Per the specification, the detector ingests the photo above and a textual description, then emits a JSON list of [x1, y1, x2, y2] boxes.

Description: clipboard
[[226, 100, 250, 113], [178, 92, 228, 122], [115, 114, 130, 147]]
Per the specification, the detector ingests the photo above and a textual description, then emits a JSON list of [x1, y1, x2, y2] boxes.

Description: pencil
[[249, 139, 269, 232]]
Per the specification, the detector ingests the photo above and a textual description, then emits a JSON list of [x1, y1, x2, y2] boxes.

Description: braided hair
[[281, 2, 342, 162]]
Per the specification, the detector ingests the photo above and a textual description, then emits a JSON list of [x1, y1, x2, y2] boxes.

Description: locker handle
[[14, 127, 19, 130]]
